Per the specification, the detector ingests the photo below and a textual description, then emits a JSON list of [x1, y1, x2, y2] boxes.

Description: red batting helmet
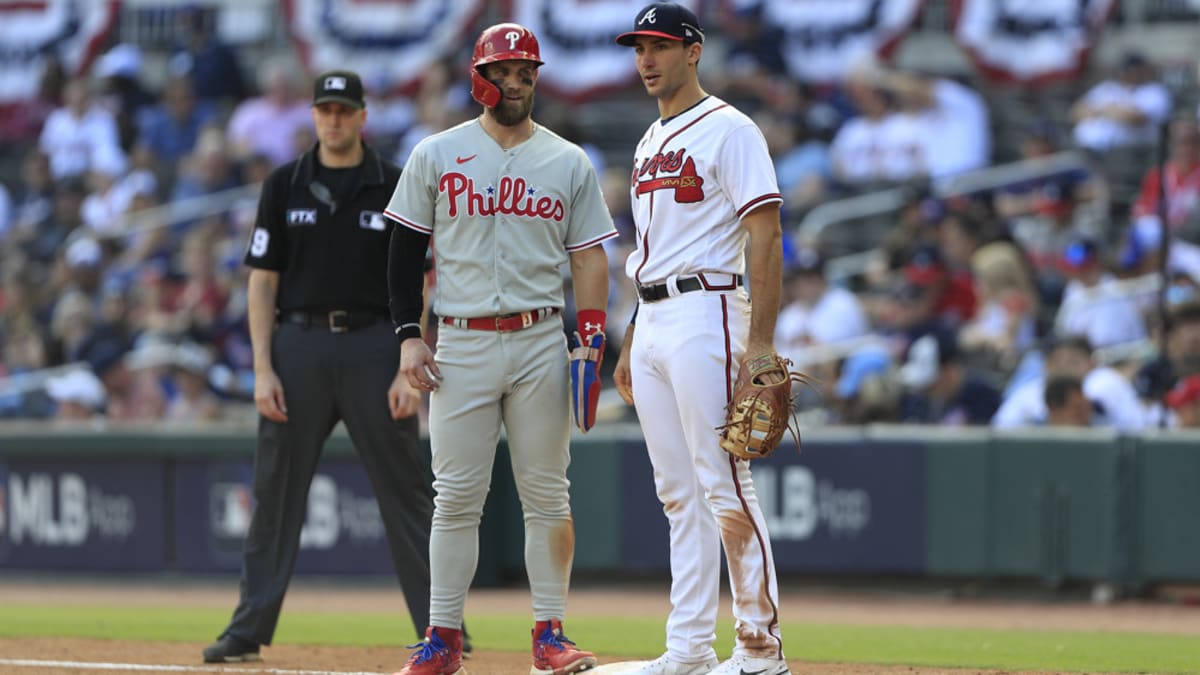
[[470, 23, 543, 108]]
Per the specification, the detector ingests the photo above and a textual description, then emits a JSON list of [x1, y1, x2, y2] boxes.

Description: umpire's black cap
[[616, 2, 704, 47], [312, 70, 365, 109]]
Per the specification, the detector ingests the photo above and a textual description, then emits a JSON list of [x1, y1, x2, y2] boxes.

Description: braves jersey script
[[385, 119, 617, 318], [626, 96, 782, 285]]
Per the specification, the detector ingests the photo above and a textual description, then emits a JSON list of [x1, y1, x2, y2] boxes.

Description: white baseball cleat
[[709, 654, 789, 675], [627, 653, 718, 675]]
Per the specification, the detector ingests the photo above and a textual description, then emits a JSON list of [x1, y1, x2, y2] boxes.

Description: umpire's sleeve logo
[[287, 208, 318, 226], [359, 210, 387, 231]]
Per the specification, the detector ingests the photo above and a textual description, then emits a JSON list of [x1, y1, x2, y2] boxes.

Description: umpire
[[203, 70, 435, 663]]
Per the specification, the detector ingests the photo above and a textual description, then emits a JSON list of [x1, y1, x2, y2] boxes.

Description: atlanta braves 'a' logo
[[632, 150, 705, 203], [440, 172, 566, 221]]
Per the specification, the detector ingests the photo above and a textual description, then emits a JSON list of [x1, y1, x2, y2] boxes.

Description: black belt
[[637, 274, 743, 303], [279, 309, 387, 333]]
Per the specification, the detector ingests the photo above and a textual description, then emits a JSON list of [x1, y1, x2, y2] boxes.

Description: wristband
[[395, 323, 422, 342]]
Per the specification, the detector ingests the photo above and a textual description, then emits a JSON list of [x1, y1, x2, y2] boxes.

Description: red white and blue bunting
[[284, 0, 487, 93], [952, 0, 1116, 85], [0, 0, 118, 103], [509, 0, 699, 102], [761, 0, 925, 85]]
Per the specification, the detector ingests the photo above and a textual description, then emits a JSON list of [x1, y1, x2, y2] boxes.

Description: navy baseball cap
[[616, 2, 704, 47], [313, 70, 365, 109]]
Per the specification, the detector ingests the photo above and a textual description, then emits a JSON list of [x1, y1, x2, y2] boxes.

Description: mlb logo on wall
[[359, 211, 386, 231], [210, 481, 253, 540]]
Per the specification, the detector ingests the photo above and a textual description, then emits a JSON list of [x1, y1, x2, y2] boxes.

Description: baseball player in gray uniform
[[384, 22, 617, 675]]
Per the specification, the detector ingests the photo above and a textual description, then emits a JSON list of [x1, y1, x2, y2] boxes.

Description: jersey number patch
[[249, 228, 269, 257]]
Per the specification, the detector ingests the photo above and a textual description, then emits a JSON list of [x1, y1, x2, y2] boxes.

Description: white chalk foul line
[[0, 659, 382, 675]]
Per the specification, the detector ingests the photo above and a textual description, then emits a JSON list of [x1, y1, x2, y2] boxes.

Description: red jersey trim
[[736, 193, 783, 219], [566, 230, 619, 252], [383, 209, 433, 235]]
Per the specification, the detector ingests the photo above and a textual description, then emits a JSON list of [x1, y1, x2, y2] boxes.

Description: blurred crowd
[[1, 4, 1199, 429]]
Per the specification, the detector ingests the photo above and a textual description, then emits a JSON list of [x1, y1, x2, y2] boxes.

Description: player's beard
[[490, 89, 535, 127]]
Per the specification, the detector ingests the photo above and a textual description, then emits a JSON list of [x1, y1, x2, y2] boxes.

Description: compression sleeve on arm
[[387, 224, 432, 341]]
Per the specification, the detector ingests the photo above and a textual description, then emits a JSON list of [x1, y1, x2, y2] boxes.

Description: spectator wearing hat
[[165, 341, 221, 422], [45, 368, 107, 422], [93, 43, 155, 153], [775, 247, 870, 365], [1165, 374, 1200, 428], [1071, 52, 1172, 154], [902, 243, 977, 329], [834, 346, 899, 424], [898, 329, 1001, 425], [1054, 238, 1148, 348]]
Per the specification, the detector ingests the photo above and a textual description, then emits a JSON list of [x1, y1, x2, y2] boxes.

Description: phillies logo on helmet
[[440, 172, 566, 222]]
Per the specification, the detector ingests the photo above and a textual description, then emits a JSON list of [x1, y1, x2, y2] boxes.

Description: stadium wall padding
[[1, 427, 1198, 590]]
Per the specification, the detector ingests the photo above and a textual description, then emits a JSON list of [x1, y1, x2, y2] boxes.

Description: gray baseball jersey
[[384, 119, 617, 318], [382, 117, 616, 631]]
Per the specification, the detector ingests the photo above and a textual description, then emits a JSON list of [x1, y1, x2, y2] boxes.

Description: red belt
[[441, 307, 559, 332]]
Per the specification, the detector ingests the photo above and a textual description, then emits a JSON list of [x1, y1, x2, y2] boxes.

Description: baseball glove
[[717, 352, 809, 460]]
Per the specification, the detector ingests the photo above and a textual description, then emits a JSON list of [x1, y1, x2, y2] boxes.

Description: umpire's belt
[[442, 307, 559, 332], [279, 309, 387, 333], [637, 273, 743, 303]]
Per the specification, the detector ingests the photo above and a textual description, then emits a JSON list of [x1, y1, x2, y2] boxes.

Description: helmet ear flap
[[470, 68, 501, 108]]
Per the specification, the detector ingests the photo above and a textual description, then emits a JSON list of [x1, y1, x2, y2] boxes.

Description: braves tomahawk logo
[[633, 148, 705, 203], [440, 172, 566, 221]]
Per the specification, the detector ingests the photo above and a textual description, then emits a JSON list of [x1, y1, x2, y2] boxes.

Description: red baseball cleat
[[393, 626, 465, 675], [531, 619, 596, 675]]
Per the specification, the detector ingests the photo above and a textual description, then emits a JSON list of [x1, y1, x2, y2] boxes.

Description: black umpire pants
[[222, 318, 433, 644]]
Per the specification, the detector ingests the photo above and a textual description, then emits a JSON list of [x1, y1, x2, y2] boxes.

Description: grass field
[[0, 603, 1197, 674]]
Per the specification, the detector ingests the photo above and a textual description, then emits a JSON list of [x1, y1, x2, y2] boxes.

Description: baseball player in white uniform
[[384, 23, 616, 675], [612, 4, 790, 675]]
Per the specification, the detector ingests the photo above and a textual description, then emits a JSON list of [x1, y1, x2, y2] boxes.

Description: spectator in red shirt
[[903, 244, 977, 328]]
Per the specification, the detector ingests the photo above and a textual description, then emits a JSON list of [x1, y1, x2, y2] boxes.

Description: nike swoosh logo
[[740, 670, 769, 675], [456, 154, 477, 164]]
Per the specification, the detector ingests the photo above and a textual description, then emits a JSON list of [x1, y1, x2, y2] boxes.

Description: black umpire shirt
[[243, 142, 401, 314]]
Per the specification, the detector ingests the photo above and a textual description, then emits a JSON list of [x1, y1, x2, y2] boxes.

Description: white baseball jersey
[[625, 96, 782, 284], [386, 118, 617, 318], [626, 95, 787, 665]]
